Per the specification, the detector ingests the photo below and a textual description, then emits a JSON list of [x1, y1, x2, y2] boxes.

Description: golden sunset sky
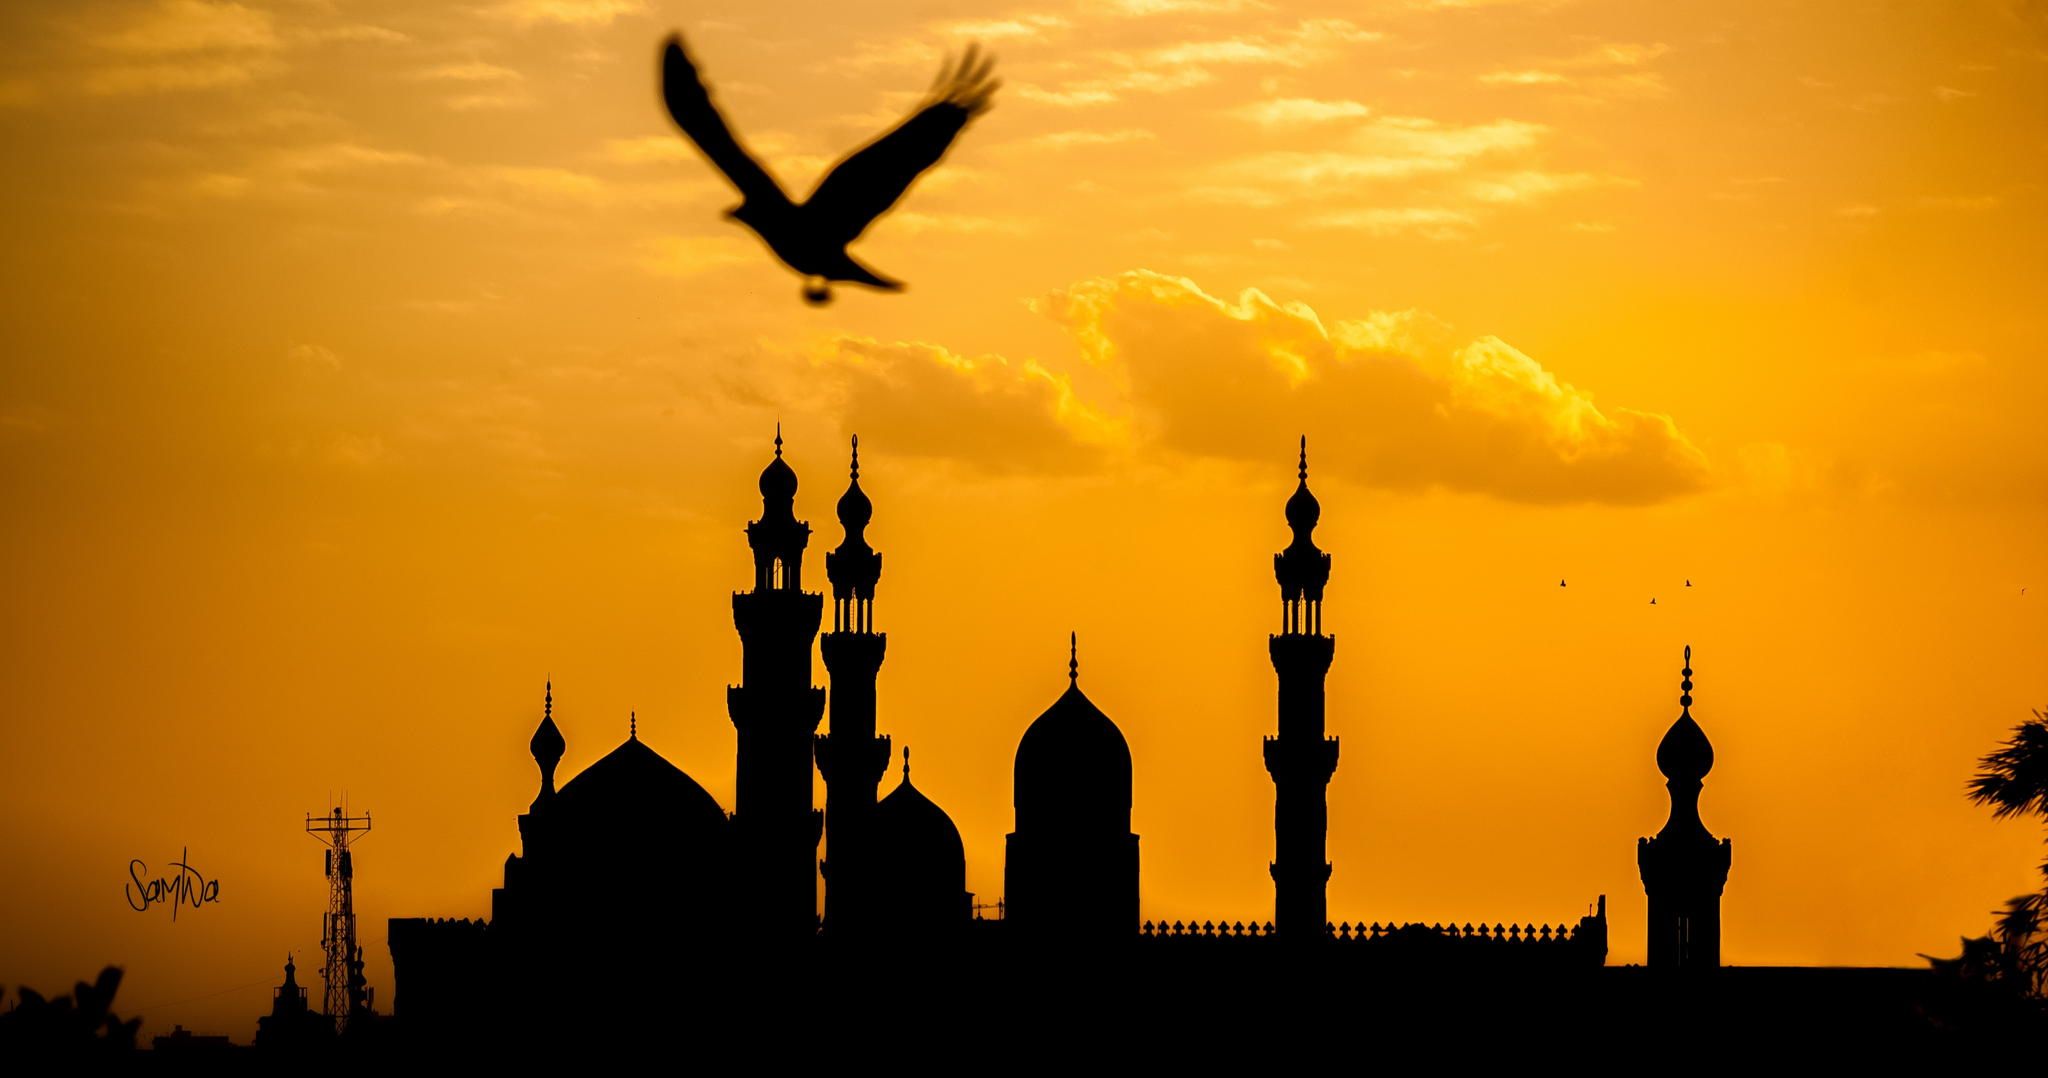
[[2, 0, 2045, 1039]]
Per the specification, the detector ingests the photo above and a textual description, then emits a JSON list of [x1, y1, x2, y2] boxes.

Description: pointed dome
[[836, 434, 873, 530], [1656, 647, 1714, 782], [876, 752, 965, 877], [1014, 636, 1133, 834], [759, 425, 798, 502], [530, 682, 565, 766], [555, 735, 727, 832], [1284, 436, 1320, 532]]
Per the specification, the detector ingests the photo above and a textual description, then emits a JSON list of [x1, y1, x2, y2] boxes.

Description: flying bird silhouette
[[660, 33, 998, 305], [1559, 579, 1567, 587]]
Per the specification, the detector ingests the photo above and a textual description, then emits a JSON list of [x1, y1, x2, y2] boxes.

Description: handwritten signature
[[126, 847, 221, 920]]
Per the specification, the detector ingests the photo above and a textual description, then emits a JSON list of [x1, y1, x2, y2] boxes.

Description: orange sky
[[2, 0, 2046, 1041]]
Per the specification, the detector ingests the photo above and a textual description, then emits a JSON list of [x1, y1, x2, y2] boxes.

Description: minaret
[[1264, 436, 1338, 940], [816, 434, 892, 936], [729, 426, 828, 939], [1637, 645, 1732, 970]]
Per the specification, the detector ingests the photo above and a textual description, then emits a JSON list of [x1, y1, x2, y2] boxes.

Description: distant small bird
[[1559, 579, 1567, 587], [1685, 579, 1692, 587], [1649, 598, 1657, 605], [660, 33, 998, 305]]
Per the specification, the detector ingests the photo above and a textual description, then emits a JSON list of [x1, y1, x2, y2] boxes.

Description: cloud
[[776, 273, 1710, 504], [1480, 70, 1569, 86], [1106, 0, 1268, 13], [1220, 117, 1549, 185], [83, 58, 280, 96], [810, 338, 1114, 474], [483, 0, 646, 27], [1018, 18, 1380, 106], [1230, 98, 1372, 126], [416, 61, 524, 82], [91, 1, 281, 55], [1029, 272, 1710, 503], [1015, 129, 1159, 151], [942, 15, 1070, 40], [1305, 206, 1478, 238], [1463, 170, 1621, 203]]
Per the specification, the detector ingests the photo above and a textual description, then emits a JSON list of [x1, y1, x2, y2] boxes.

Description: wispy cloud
[[415, 61, 524, 83], [482, 0, 647, 27], [1229, 98, 1372, 127], [1015, 128, 1159, 151], [1307, 206, 1478, 238]]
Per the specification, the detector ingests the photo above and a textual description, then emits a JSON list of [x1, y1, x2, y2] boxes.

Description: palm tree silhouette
[[1960, 709, 2048, 1000]]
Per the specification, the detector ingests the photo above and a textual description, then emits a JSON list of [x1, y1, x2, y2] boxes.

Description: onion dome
[[1284, 436, 1320, 533], [1656, 646, 1714, 783], [826, 435, 882, 605], [555, 728, 727, 834], [837, 435, 873, 531], [759, 424, 798, 503], [1275, 436, 1331, 606], [875, 747, 966, 880], [1014, 634, 1133, 834], [530, 681, 565, 806]]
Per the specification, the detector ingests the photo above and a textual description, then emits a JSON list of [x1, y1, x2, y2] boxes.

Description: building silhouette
[[1004, 634, 1140, 941], [1265, 437, 1338, 940], [369, 429, 2011, 1058], [1639, 646, 1733, 969]]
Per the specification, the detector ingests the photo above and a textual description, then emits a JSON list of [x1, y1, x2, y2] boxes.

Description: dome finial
[[1069, 631, 1079, 683], [1680, 645, 1694, 715], [1299, 434, 1308, 481], [629, 710, 637, 741], [544, 679, 552, 721], [850, 433, 859, 480], [903, 744, 911, 782], [774, 422, 783, 458]]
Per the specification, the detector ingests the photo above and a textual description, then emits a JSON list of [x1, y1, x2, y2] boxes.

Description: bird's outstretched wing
[[804, 45, 998, 245], [661, 34, 789, 208]]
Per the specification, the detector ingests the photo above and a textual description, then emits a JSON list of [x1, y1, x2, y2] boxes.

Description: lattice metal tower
[[305, 806, 372, 1028]]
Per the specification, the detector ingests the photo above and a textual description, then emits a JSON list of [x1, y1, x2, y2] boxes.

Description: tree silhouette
[[0, 967, 141, 1057], [1960, 709, 2048, 1000]]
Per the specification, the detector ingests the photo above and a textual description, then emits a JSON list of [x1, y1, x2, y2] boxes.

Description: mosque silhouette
[[359, 432, 1931, 1056]]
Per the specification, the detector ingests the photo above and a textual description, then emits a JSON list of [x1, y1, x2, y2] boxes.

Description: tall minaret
[[729, 426, 827, 939], [1264, 436, 1339, 940], [816, 435, 892, 936], [1637, 645, 1732, 970]]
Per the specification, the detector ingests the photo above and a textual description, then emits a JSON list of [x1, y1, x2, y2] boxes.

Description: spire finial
[[544, 679, 552, 721], [774, 422, 783, 458], [1069, 631, 1079, 683], [1680, 645, 1694, 715], [850, 433, 860, 480], [630, 710, 637, 740], [902, 744, 911, 782], [1298, 435, 1308, 482]]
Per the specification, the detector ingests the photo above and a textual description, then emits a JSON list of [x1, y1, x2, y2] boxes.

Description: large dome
[[555, 736, 728, 833], [1014, 682, 1132, 834]]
